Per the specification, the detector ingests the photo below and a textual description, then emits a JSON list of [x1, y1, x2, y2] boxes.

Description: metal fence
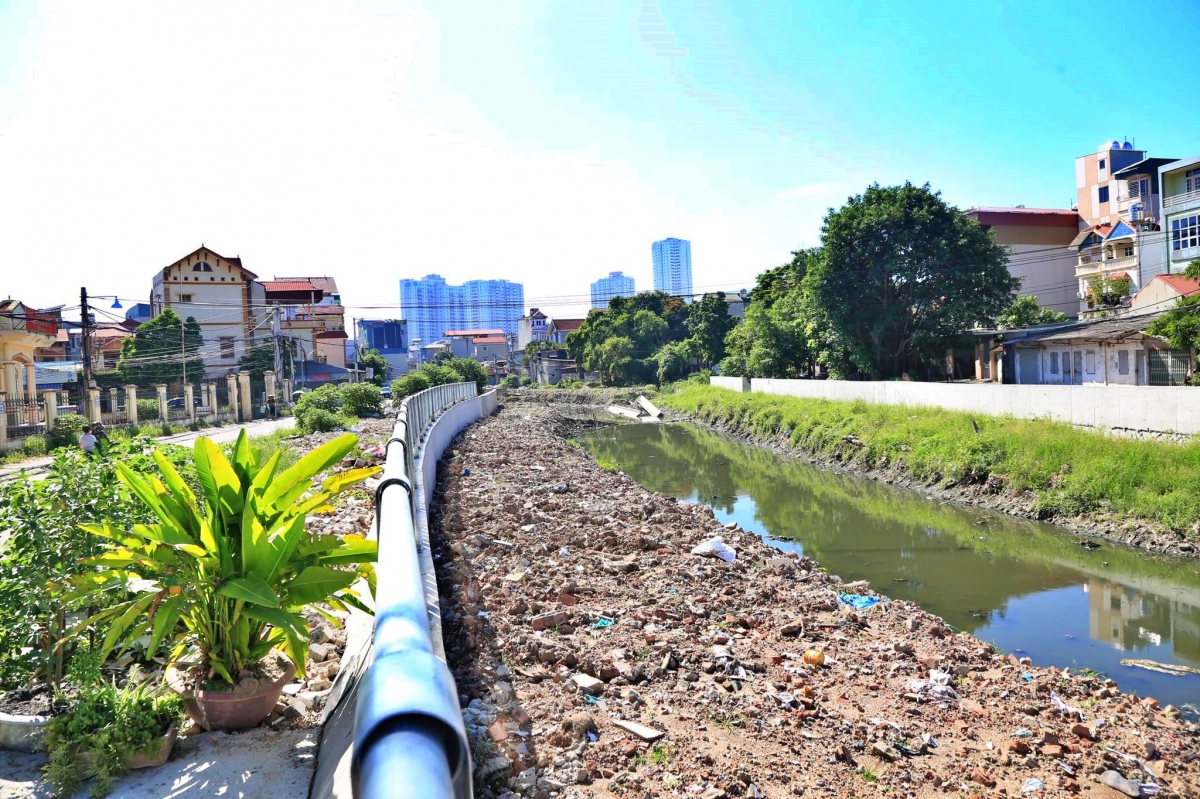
[[354, 381, 477, 799], [4, 397, 46, 440]]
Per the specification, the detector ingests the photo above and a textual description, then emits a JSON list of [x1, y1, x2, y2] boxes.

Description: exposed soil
[[432, 402, 1200, 798], [0, 686, 53, 718]]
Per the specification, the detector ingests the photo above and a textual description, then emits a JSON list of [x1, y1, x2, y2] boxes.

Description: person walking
[[265, 395, 277, 420], [79, 425, 98, 456]]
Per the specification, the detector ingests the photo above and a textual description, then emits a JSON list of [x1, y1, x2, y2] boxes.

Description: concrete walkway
[[0, 727, 317, 799], [0, 418, 296, 483]]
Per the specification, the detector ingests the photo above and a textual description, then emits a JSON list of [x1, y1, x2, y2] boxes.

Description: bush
[[498, 374, 520, 389], [298, 407, 348, 433], [393, 372, 432, 399], [136, 398, 161, 421], [340, 382, 383, 417], [446, 357, 488, 393], [48, 414, 88, 450], [293, 384, 344, 432], [22, 435, 47, 457]]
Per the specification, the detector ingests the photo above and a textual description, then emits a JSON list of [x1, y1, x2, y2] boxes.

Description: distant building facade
[[357, 319, 409, 376], [967, 207, 1082, 318], [400, 274, 524, 346], [1160, 155, 1200, 275], [590, 271, 635, 308], [652, 238, 693, 297]]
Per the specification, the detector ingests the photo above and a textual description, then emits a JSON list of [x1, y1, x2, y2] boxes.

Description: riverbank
[[649, 384, 1200, 559], [431, 402, 1200, 798]]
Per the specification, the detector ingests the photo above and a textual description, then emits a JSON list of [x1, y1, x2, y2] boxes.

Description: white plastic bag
[[691, 536, 736, 562]]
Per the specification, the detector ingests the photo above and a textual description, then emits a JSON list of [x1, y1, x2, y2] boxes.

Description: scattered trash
[[1021, 778, 1045, 794], [690, 536, 736, 562], [1021, 672, 1034, 683], [905, 674, 960, 705], [838, 593, 880, 611], [1050, 691, 1084, 719], [1013, 728, 1032, 737], [590, 617, 615, 629], [921, 733, 939, 749], [1119, 658, 1200, 677], [463, 467, 470, 476], [802, 649, 825, 666]]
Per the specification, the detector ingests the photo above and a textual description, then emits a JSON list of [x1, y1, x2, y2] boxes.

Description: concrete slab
[[0, 727, 316, 799]]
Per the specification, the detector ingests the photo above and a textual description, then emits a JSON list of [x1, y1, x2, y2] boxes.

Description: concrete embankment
[[429, 402, 1200, 799]]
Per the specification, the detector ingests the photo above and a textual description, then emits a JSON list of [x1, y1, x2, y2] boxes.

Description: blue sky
[[1, 0, 1198, 317]]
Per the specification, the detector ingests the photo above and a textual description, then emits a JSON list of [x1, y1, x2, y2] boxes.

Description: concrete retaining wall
[[709, 376, 750, 393], [711, 377, 1200, 437]]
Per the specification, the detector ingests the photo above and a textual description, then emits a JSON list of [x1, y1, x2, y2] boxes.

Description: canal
[[581, 420, 1200, 714]]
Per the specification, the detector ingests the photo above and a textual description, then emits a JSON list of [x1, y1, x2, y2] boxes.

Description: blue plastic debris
[[591, 617, 615, 629], [463, 468, 470, 476], [838, 593, 880, 610], [1021, 672, 1034, 683]]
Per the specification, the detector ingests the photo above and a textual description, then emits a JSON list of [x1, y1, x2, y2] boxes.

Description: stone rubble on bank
[[431, 403, 1200, 799]]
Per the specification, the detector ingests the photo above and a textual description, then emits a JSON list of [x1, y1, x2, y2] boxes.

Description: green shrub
[[498, 374, 520, 389], [22, 435, 47, 457], [301, 408, 349, 433], [446, 357, 488, 393], [340, 382, 383, 417], [48, 414, 88, 450], [135, 398, 160, 421], [393, 372, 432, 399], [294, 384, 344, 432]]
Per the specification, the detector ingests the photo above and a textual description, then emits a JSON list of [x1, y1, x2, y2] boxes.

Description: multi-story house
[[272, 276, 347, 368], [967, 207, 1081, 318], [0, 299, 58, 405], [652, 238, 693, 296], [1076, 140, 1150, 226], [591, 271, 636, 308], [150, 246, 268, 376], [357, 319, 409, 376], [1160, 155, 1200, 274], [517, 308, 551, 352]]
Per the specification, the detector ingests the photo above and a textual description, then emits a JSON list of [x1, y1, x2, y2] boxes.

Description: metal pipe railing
[[353, 382, 478, 799]]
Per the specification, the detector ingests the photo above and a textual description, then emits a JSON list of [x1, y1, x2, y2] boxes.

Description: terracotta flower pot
[[166, 659, 297, 731]]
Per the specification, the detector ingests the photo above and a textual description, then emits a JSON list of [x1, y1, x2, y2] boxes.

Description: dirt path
[[432, 402, 1199, 798]]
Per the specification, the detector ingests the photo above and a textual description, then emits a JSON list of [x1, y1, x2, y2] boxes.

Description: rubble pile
[[431, 404, 1200, 799]]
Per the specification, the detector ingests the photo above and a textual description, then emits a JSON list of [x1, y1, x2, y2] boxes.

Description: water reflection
[[582, 422, 1200, 710]]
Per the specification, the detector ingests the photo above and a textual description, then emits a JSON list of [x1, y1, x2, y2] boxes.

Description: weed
[[859, 767, 879, 782]]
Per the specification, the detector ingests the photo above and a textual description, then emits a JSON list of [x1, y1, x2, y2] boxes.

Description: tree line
[[567, 182, 1077, 385]]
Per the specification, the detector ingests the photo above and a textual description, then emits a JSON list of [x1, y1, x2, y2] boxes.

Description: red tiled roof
[[1153, 274, 1200, 295], [551, 318, 585, 332], [969, 206, 1080, 216], [261, 280, 319, 293], [473, 336, 507, 344], [315, 330, 348, 340], [1108, 272, 1130, 280], [276, 276, 338, 294], [311, 305, 345, 316], [444, 328, 505, 337]]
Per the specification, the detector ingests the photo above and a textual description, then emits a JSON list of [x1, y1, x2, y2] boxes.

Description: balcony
[[1076, 254, 1137, 278], [1164, 187, 1200, 213]]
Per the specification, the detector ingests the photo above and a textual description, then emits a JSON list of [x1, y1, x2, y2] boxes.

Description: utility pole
[[79, 287, 94, 389], [181, 312, 187, 386], [271, 304, 283, 380]]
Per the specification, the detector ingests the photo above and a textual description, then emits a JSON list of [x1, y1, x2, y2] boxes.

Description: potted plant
[[42, 674, 183, 798], [68, 430, 378, 730]]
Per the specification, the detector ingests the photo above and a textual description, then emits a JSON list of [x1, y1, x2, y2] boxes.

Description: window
[[1098, 186, 1110, 204], [1049, 352, 1059, 375], [1123, 246, 1134, 257], [178, 294, 193, 303], [1172, 215, 1200, 251], [1118, 350, 1130, 376], [192, 262, 212, 272], [1099, 159, 1106, 170], [220, 337, 235, 359], [1085, 351, 1097, 374], [1188, 168, 1200, 194]]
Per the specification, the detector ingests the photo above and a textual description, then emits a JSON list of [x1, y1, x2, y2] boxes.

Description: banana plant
[[67, 430, 379, 685]]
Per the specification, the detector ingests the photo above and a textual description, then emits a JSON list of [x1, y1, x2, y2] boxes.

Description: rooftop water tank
[[1122, 141, 1134, 150]]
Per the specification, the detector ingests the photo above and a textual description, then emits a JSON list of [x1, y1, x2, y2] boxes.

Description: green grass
[[658, 384, 1200, 538]]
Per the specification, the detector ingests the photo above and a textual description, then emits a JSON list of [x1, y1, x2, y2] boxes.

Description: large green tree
[[807, 183, 1017, 378], [686, 292, 737, 366], [356, 348, 391, 386], [720, 249, 819, 378], [117, 309, 205, 386]]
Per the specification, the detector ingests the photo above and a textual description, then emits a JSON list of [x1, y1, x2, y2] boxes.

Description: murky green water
[[582, 421, 1200, 713]]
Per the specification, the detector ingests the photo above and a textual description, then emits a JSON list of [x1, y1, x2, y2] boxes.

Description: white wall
[[1008, 244, 1079, 318], [715, 377, 1200, 436]]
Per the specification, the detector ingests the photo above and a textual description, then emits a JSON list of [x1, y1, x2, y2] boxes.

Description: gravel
[[432, 402, 1200, 798]]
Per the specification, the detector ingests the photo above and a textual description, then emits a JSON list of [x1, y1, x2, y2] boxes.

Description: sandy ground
[[432, 402, 1200, 798]]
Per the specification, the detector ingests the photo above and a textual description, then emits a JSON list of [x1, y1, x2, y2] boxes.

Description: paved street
[[0, 417, 296, 483]]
